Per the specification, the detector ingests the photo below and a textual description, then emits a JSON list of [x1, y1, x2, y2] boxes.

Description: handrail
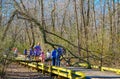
[[101, 67, 120, 74], [79, 63, 120, 74], [16, 59, 86, 79]]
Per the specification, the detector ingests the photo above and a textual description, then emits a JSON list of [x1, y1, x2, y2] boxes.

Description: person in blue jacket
[[51, 48, 57, 66], [56, 47, 63, 66], [24, 49, 27, 60], [34, 42, 41, 60], [28, 47, 34, 60]]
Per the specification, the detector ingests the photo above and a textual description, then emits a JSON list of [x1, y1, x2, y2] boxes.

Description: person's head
[[47, 49, 49, 51], [37, 42, 40, 45], [42, 51, 44, 54], [54, 48, 57, 50]]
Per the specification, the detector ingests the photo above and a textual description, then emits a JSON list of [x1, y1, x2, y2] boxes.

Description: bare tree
[[1, 0, 120, 68], [0, 0, 2, 27], [100, 0, 106, 68], [73, 0, 81, 56], [51, 0, 56, 32], [24, 21, 32, 45]]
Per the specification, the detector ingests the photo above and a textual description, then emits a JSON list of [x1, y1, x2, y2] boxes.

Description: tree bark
[[0, 0, 2, 27], [30, 23, 35, 48], [24, 21, 31, 45], [73, 0, 81, 56], [100, 0, 106, 68]]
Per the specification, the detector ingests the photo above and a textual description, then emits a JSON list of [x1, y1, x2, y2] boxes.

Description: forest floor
[[5, 63, 51, 79]]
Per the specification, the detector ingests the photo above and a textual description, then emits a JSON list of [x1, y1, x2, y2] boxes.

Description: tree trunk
[[30, 23, 35, 48], [51, 0, 56, 32], [80, 0, 85, 57], [0, 0, 2, 27], [24, 21, 32, 45], [73, 0, 81, 56], [100, 0, 106, 68], [107, 1, 114, 66]]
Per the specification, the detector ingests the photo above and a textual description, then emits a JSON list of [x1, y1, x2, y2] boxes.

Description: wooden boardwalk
[[67, 67, 120, 79], [4, 55, 120, 79], [7, 63, 120, 79]]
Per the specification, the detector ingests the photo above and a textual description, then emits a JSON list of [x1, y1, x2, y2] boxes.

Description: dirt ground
[[4, 63, 51, 79]]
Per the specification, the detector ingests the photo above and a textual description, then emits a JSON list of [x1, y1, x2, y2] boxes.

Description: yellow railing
[[79, 63, 120, 74], [101, 67, 120, 74], [17, 60, 86, 79]]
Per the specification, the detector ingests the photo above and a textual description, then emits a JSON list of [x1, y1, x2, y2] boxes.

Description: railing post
[[27, 61, 28, 66], [116, 70, 120, 74], [101, 67, 104, 71], [68, 70, 72, 79], [42, 64, 45, 74], [49, 66, 52, 78], [36, 61, 39, 72]]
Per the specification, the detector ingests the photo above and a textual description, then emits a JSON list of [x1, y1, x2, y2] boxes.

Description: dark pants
[[52, 57, 56, 66]]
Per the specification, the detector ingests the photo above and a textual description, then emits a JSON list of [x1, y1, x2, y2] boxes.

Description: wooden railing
[[14, 58, 86, 79], [79, 63, 120, 74], [4, 55, 120, 79]]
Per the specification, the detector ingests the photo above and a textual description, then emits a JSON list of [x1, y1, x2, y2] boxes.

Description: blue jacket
[[29, 49, 33, 56], [24, 49, 27, 55], [34, 45, 41, 51], [52, 49, 57, 58], [34, 45, 41, 56], [56, 47, 63, 58]]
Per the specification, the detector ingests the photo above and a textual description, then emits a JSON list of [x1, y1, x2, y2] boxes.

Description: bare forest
[[0, 0, 120, 71]]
